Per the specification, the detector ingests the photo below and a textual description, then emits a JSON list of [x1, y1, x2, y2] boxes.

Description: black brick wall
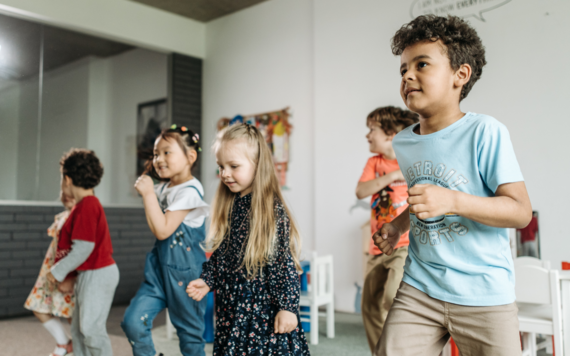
[[0, 205, 153, 319], [170, 53, 202, 180]]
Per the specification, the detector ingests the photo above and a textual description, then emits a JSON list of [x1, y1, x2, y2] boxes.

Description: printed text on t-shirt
[[406, 161, 469, 189]]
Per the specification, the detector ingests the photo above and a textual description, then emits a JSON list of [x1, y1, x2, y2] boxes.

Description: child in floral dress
[[25, 192, 76, 356], [187, 124, 310, 355]]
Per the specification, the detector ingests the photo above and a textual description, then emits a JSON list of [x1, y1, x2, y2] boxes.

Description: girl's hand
[[274, 310, 298, 334], [187, 279, 210, 301], [58, 278, 75, 293], [135, 175, 155, 197]]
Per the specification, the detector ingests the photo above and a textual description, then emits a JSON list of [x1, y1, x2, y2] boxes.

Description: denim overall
[[122, 185, 207, 356]]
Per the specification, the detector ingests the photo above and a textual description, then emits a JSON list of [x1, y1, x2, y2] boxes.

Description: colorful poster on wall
[[217, 107, 292, 188]]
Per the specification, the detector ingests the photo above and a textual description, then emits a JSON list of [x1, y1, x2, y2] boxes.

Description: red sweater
[[57, 196, 115, 270], [519, 216, 538, 244]]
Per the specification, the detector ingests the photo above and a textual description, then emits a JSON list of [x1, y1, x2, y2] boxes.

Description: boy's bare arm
[[356, 170, 405, 199], [408, 181, 532, 228]]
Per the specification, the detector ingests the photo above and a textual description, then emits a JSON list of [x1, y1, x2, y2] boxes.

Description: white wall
[[0, 0, 205, 58], [313, 0, 408, 311], [458, 0, 570, 276], [205, 0, 570, 312], [203, 0, 315, 250], [105, 48, 168, 205], [313, 0, 570, 310]]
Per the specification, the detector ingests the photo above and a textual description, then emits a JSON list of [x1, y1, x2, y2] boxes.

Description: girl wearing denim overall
[[122, 126, 208, 356]]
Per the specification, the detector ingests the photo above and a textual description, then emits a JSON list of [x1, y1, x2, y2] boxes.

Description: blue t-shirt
[[393, 112, 524, 306]]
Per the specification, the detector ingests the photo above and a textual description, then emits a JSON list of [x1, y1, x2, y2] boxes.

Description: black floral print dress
[[201, 193, 311, 356]]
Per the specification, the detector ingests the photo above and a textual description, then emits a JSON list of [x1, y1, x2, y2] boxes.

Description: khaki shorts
[[375, 282, 521, 356], [362, 247, 408, 353]]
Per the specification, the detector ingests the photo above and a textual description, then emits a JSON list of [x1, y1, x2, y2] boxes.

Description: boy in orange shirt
[[355, 106, 418, 353]]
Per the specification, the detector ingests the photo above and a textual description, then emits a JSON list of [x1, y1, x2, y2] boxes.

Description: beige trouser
[[375, 282, 521, 356], [362, 246, 408, 353]]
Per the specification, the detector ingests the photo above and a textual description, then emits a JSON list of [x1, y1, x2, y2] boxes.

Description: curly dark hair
[[391, 15, 486, 101], [60, 148, 104, 189], [144, 126, 201, 181], [367, 106, 419, 135]]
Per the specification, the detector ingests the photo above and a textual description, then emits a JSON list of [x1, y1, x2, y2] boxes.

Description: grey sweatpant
[[72, 264, 120, 356]]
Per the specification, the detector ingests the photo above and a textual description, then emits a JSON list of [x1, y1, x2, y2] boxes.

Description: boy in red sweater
[[47, 148, 119, 356]]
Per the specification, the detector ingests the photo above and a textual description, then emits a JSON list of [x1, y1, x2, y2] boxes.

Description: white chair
[[300, 252, 335, 345], [515, 257, 563, 356]]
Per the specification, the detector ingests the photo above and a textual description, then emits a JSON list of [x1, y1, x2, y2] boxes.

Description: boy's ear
[[454, 63, 472, 88], [387, 132, 397, 141], [64, 175, 73, 186]]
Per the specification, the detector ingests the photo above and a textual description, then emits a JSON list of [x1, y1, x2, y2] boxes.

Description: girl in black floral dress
[[187, 124, 310, 356]]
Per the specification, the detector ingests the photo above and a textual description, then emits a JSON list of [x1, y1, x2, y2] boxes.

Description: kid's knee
[[179, 338, 206, 356], [121, 310, 149, 340]]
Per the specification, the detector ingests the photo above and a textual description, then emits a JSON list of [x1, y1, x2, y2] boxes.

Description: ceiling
[[0, 13, 134, 81], [130, 0, 269, 22]]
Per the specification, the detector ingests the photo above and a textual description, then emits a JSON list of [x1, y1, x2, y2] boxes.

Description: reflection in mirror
[[0, 13, 168, 205], [517, 211, 540, 258], [0, 14, 42, 201]]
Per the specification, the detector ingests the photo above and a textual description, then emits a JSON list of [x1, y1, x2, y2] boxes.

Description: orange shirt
[[359, 155, 409, 255]]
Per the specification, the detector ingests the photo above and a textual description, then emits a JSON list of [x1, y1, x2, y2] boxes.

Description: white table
[[559, 271, 570, 356]]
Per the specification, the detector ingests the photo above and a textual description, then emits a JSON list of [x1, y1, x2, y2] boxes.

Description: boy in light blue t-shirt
[[374, 15, 533, 356]]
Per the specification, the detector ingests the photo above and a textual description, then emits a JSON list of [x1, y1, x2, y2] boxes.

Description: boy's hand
[[390, 169, 406, 182], [407, 184, 456, 220], [374, 223, 401, 256], [274, 310, 298, 334], [186, 278, 210, 301], [46, 272, 57, 284], [58, 278, 75, 293], [134, 175, 155, 197]]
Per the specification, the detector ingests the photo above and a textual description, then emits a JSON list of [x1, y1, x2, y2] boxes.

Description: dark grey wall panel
[[170, 53, 203, 180], [0, 205, 153, 319]]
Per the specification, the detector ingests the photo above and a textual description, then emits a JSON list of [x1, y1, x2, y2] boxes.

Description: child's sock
[[52, 346, 67, 356], [42, 318, 70, 345]]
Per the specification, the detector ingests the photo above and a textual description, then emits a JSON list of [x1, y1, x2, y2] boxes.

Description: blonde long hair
[[208, 124, 302, 278]]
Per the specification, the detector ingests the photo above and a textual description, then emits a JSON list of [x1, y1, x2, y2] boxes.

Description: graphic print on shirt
[[371, 172, 407, 229], [405, 160, 470, 246]]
